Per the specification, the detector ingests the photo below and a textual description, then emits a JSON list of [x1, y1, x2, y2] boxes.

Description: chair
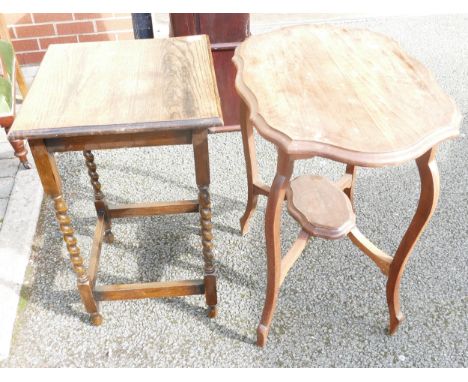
[[0, 39, 30, 168]]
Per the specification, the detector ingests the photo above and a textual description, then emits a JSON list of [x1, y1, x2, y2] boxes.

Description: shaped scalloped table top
[[233, 24, 461, 166]]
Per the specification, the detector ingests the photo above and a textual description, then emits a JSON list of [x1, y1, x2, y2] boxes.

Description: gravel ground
[[1, 15, 467, 367]]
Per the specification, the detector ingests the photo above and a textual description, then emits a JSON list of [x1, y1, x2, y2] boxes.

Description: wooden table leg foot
[[387, 312, 404, 335], [104, 230, 114, 244], [207, 305, 218, 318], [90, 313, 103, 326], [256, 324, 269, 347]]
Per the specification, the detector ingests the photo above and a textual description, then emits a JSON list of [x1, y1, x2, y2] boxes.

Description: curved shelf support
[[280, 229, 310, 286], [348, 227, 393, 276]]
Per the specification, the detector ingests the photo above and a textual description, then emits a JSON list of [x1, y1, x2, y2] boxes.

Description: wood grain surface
[[233, 24, 461, 166], [286, 175, 356, 239], [9, 35, 223, 140]]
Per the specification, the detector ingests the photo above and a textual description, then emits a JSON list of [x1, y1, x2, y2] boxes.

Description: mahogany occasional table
[[233, 25, 461, 347], [8, 36, 223, 324]]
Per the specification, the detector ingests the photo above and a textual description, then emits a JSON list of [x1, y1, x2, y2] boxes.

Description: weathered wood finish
[[233, 24, 461, 166], [23, 37, 222, 325], [169, 13, 250, 130], [9, 36, 223, 140], [235, 25, 461, 347], [45, 130, 193, 152]]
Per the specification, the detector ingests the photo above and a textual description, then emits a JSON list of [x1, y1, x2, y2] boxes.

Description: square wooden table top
[[9, 35, 223, 140]]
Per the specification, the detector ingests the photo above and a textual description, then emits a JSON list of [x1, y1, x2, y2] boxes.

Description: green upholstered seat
[[0, 40, 14, 116]]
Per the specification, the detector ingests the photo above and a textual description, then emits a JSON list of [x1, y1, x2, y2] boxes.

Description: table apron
[[43, 129, 194, 153]]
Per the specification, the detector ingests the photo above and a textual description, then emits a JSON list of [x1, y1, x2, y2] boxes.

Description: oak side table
[[8, 36, 223, 324], [233, 25, 461, 347]]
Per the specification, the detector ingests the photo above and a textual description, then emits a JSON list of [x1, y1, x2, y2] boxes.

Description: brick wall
[[4, 13, 134, 65]]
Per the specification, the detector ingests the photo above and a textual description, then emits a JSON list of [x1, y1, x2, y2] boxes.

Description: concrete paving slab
[[0, 177, 14, 199], [0, 142, 15, 160], [0, 166, 43, 360], [0, 198, 7, 225], [0, 159, 20, 178]]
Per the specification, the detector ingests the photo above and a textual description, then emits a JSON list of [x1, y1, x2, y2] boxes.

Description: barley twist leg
[[53, 195, 102, 325], [83, 150, 113, 243]]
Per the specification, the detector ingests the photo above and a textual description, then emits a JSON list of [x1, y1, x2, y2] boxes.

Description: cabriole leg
[[257, 150, 294, 347], [386, 147, 439, 334]]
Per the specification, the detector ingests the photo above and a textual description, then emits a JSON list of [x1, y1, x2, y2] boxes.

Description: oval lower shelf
[[286, 175, 356, 240]]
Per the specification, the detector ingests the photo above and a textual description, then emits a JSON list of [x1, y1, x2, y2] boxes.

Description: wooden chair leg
[[8, 137, 30, 168], [29, 141, 102, 325], [257, 151, 294, 347], [193, 129, 217, 317], [239, 99, 260, 235], [386, 147, 439, 334], [83, 150, 113, 243], [3, 125, 31, 168]]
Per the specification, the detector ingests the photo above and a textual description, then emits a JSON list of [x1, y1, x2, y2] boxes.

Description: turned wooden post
[[29, 140, 102, 325], [83, 150, 113, 243], [192, 129, 217, 317]]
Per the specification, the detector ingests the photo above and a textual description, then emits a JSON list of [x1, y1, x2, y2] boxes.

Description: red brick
[[17, 51, 46, 65], [15, 23, 55, 38], [12, 38, 39, 52], [95, 18, 132, 32], [4, 13, 32, 25], [73, 13, 114, 20], [78, 33, 116, 43], [56, 21, 94, 35], [33, 13, 73, 23], [115, 32, 135, 41], [7, 27, 16, 39], [39, 35, 77, 50]]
